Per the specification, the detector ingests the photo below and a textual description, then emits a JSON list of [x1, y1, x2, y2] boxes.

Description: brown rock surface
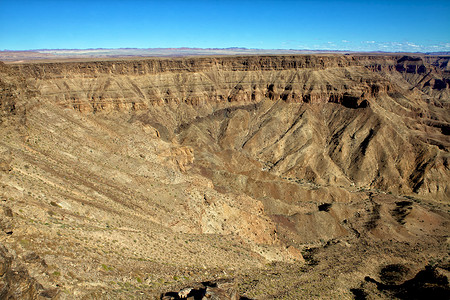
[[0, 244, 57, 299], [0, 54, 448, 298]]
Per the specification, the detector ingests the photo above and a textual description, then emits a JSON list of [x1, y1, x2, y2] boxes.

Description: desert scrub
[[52, 271, 61, 277], [101, 264, 113, 271], [19, 238, 31, 248]]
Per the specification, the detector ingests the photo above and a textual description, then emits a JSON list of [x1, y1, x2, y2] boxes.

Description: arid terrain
[[0, 54, 449, 299], [0, 49, 355, 63]]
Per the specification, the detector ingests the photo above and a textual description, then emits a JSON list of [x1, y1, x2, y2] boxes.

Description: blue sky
[[0, 0, 449, 52]]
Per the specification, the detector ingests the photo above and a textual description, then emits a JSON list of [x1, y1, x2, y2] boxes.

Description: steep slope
[[0, 55, 449, 299], [8, 55, 450, 199]]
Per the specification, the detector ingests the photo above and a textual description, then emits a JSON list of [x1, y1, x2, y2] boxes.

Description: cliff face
[[9, 55, 390, 112], [6, 55, 448, 198], [0, 55, 449, 298], [0, 63, 29, 123], [9, 55, 449, 111], [361, 55, 450, 99]]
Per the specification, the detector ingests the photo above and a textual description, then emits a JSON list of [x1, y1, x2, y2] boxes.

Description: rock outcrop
[[8, 55, 394, 113], [161, 279, 240, 300], [0, 244, 57, 299], [0, 54, 448, 299], [3, 55, 448, 199]]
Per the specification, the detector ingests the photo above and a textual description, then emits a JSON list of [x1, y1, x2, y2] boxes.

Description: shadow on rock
[[161, 278, 252, 300], [351, 264, 449, 299]]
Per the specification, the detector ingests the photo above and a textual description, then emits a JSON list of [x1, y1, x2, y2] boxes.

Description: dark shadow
[[364, 200, 380, 230], [341, 94, 360, 109], [359, 128, 375, 156], [358, 100, 370, 108], [397, 56, 422, 63], [391, 201, 413, 225], [161, 291, 178, 299], [161, 288, 206, 300], [379, 264, 410, 284], [350, 288, 367, 300], [433, 79, 447, 90], [318, 203, 332, 212], [360, 265, 449, 300]]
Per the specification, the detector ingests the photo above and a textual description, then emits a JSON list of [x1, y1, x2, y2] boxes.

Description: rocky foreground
[[0, 54, 449, 299]]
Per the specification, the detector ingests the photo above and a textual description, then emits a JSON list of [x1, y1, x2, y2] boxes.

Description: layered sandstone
[[0, 54, 449, 298], [8, 55, 390, 112], [7, 55, 447, 199]]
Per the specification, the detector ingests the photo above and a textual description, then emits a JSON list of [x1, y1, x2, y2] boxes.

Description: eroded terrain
[[0, 55, 449, 299]]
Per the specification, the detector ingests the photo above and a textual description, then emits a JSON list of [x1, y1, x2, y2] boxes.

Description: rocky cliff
[[0, 55, 449, 298], [9, 55, 448, 110], [6, 54, 448, 199], [9, 55, 391, 112]]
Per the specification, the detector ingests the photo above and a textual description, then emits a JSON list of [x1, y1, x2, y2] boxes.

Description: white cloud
[[406, 42, 419, 48], [295, 40, 449, 52]]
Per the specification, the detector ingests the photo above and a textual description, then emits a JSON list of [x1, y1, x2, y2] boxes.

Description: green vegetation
[[101, 264, 113, 271], [52, 271, 61, 277]]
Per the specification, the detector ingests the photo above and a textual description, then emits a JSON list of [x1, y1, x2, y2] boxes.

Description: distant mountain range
[[0, 48, 449, 62]]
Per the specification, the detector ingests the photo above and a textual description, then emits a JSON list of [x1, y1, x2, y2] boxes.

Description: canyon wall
[[6, 55, 397, 112], [5, 55, 448, 200], [0, 54, 449, 298], [5, 55, 448, 117]]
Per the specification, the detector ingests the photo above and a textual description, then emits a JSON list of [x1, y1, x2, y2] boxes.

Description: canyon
[[0, 54, 449, 299]]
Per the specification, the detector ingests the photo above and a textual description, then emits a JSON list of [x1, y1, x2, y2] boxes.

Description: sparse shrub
[[52, 271, 61, 277]]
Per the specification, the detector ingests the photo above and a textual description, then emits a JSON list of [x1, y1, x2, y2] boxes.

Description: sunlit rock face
[[0, 54, 448, 298]]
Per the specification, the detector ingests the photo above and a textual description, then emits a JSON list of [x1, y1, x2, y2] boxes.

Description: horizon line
[[1, 47, 449, 55]]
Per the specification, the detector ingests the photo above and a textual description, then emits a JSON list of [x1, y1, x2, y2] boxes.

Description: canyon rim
[[0, 53, 449, 299]]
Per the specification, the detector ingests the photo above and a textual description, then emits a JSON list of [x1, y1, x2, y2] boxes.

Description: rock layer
[[0, 54, 449, 298], [3, 55, 449, 199]]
